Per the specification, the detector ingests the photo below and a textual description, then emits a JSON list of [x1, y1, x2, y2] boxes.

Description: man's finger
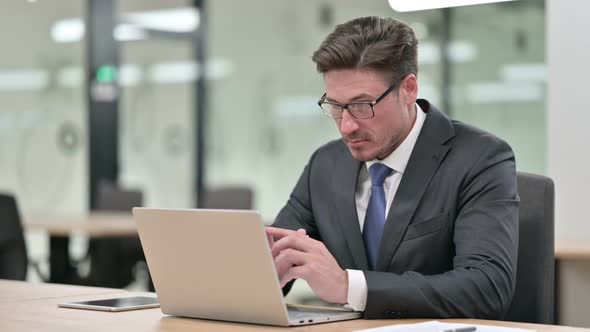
[[280, 265, 307, 288], [266, 233, 275, 248], [274, 248, 307, 276], [271, 234, 314, 257], [265, 227, 306, 240]]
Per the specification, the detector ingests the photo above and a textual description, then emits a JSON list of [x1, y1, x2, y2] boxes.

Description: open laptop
[[132, 208, 362, 326]]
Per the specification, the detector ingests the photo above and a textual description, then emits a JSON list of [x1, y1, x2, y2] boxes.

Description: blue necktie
[[362, 163, 393, 270]]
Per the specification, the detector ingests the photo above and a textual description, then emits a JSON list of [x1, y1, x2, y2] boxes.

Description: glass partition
[[449, 0, 546, 174], [206, 0, 442, 219], [117, 0, 196, 208], [0, 1, 86, 214], [0, 0, 87, 282]]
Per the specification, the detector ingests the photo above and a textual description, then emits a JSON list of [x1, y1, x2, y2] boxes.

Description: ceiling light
[[501, 63, 546, 82], [0, 69, 48, 91], [51, 7, 199, 43], [467, 81, 541, 104], [119, 65, 143, 86], [418, 40, 478, 64], [388, 0, 517, 12], [113, 24, 147, 42], [51, 18, 84, 43], [125, 8, 199, 33], [149, 62, 198, 84], [148, 59, 234, 84]]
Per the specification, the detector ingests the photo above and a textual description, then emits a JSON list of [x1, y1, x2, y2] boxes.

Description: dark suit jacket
[[272, 99, 519, 320]]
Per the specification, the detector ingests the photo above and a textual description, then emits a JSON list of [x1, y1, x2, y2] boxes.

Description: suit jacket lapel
[[331, 145, 369, 270], [376, 100, 455, 271]]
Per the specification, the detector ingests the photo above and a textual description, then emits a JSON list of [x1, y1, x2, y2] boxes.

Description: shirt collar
[[366, 102, 426, 175]]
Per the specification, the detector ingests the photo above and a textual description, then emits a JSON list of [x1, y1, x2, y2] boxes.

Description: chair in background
[[505, 172, 555, 324], [86, 181, 145, 288], [0, 193, 28, 280], [94, 181, 143, 211], [201, 186, 254, 210]]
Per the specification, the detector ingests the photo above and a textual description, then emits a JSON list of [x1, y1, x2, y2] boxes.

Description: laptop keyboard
[[287, 305, 355, 322]]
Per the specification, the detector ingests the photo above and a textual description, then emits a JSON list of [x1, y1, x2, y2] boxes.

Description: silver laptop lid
[[133, 208, 290, 326]]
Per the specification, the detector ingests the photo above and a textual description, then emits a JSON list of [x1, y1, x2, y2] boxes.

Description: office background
[[1, 0, 588, 327], [0, 0, 546, 216]]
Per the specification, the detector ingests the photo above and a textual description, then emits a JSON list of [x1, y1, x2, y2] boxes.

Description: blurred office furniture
[[0, 193, 28, 280], [201, 186, 253, 209], [555, 244, 590, 260], [94, 181, 143, 211], [36, 179, 141, 285], [25, 213, 136, 237], [23, 213, 136, 285], [554, 242, 590, 326], [505, 172, 555, 324], [87, 181, 144, 288], [23, 181, 142, 286]]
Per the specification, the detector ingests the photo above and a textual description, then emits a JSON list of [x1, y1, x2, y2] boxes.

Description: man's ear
[[399, 74, 418, 105]]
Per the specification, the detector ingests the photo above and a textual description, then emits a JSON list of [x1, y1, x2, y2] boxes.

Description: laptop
[[132, 208, 362, 326]]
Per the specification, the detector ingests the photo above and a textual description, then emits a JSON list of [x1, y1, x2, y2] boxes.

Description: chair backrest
[[201, 186, 253, 210], [0, 193, 28, 280], [95, 181, 143, 211], [89, 181, 144, 288], [505, 172, 555, 324]]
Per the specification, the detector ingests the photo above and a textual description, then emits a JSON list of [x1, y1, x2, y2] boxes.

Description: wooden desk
[[24, 212, 136, 237], [0, 280, 125, 303], [1, 281, 588, 332], [554, 242, 590, 326], [23, 212, 137, 284], [556, 243, 590, 260], [23, 214, 590, 257], [25, 216, 588, 258]]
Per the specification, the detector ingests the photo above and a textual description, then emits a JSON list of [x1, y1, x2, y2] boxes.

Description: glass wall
[[0, 1, 87, 281], [0, 1, 87, 214], [117, 0, 196, 208], [0, 1, 548, 218], [205, 0, 546, 220], [0, 0, 547, 284], [206, 0, 442, 220], [450, 0, 546, 174]]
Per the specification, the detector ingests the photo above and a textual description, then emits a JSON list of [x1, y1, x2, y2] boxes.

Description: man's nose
[[339, 109, 359, 136]]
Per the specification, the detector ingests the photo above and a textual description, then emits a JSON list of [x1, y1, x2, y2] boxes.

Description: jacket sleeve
[[272, 150, 320, 239], [363, 139, 519, 320], [271, 151, 320, 296]]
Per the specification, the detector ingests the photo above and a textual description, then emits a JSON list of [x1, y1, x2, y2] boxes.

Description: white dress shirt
[[344, 103, 426, 311]]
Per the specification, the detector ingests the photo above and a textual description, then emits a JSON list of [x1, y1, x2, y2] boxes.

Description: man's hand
[[265, 227, 348, 304], [265, 227, 306, 249]]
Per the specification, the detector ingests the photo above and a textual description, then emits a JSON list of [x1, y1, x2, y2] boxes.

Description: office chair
[[86, 181, 145, 288], [201, 186, 254, 209], [505, 172, 555, 324], [0, 193, 28, 280], [94, 181, 143, 211]]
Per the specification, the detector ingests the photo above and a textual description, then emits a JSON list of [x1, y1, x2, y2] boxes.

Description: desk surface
[[555, 243, 590, 260], [1, 281, 588, 332], [0, 280, 126, 303], [24, 212, 136, 237]]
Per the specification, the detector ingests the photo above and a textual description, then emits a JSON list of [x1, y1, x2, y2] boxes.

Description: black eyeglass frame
[[317, 83, 398, 119]]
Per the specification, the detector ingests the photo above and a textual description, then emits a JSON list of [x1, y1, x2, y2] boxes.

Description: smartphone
[[58, 296, 160, 312]]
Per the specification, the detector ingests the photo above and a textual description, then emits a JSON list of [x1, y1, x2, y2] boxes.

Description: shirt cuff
[[342, 269, 367, 312]]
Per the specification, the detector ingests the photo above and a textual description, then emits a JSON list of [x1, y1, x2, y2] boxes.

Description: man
[[267, 16, 518, 319]]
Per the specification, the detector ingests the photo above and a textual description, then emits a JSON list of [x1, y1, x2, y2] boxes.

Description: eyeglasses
[[317, 83, 397, 119]]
